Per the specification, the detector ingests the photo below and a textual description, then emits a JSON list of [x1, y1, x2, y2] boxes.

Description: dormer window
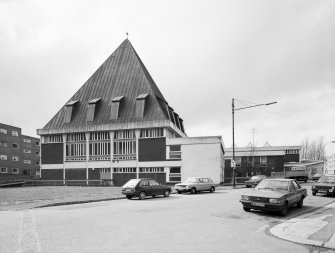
[[173, 112, 181, 129], [87, 98, 101, 122], [110, 96, 124, 120], [64, 100, 79, 123], [168, 107, 176, 125], [135, 94, 148, 119]]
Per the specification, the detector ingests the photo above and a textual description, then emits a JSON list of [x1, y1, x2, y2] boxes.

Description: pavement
[[270, 201, 335, 250], [2, 184, 335, 250]]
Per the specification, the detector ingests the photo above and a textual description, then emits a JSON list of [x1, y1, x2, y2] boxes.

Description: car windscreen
[[185, 178, 198, 183], [318, 176, 335, 183], [251, 176, 261, 180], [122, 179, 141, 187], [255, 180, 288, 191]]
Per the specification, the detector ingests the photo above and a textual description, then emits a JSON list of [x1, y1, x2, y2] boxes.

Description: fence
[[223, 177, 250, 185], [25, 179, 114, 187]]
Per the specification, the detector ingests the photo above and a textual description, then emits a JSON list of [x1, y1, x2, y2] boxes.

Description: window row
[[140, 128, 164, 138], [0, 140, 39, 147], [0, 128, 19, 136], [113, 140, 136, 155], [139, 167, 164, 173], [90, 142, 110, 156], [285, 149, 299, 154], [0, 167, 19, 174]]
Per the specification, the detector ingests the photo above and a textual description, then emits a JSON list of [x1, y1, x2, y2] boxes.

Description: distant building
[[325, 154, 335, 175], [284, 159, 324, 178], [0, 123, 40, 179], [37, 39, 225, 186], [224, 143, 301, 182]]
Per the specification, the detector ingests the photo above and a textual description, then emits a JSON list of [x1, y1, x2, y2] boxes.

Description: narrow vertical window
[[87, 98, 101, 122], [135, 94, 148, 119], [64, 100, 79, 123], [110, 96, 124, 120]]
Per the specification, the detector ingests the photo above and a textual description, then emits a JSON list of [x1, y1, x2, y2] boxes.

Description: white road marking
[[17, 210, 42, 253]]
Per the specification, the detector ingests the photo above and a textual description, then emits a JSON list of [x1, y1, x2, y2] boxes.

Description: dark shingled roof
[[42, 39, 183, 132]]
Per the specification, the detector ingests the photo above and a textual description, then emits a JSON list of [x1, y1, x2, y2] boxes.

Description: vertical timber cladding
[[113, 173, 137, 186], [41, 143, 63, 164], [41, 169, 63, 180], [66, 169, 86, 180], [138, 137, 166, 162]]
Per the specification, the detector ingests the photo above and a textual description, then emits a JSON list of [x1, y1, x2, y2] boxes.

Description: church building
[[37, 39, 225, 186]]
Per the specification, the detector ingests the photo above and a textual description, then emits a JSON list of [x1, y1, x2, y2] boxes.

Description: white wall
[[181, 142, 222, 184]]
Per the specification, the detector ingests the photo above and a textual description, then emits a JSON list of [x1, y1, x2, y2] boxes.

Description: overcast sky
[[1, 0, 334, 155]]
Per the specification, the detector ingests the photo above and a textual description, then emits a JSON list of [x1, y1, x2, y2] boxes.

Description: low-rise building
[[0, 123, 40, 179], [224, 143, 300, 182], [325, 154, 335, 175]]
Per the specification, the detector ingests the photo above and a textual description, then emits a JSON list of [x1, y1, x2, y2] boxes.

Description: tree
[[301, 136, 325, 161]]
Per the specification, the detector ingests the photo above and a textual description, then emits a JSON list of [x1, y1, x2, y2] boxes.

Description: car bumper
[[175, 188, 191, 193], [240, 200, 284, 212], [245, 182, 257, 187], [121, 190, 138, 196], [312, 189, 334, 195]]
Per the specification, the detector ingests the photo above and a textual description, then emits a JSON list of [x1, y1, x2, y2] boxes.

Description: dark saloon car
[[121, 178, 171, 200], [311, 175, 335, 197], [245, 175, 267, 188], [240, 179, 307, 216]]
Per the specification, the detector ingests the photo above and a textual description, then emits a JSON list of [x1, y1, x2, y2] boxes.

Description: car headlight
[[269, 198, 282, 204], [241, 195, 250, 200], [312, 185, 315, 189]]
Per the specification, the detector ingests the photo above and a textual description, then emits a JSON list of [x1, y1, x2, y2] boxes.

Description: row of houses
[[1, 39, 332, 185]]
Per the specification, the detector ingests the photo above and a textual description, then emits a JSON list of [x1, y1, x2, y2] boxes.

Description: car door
[[292, 180, 303, 201], [198, 178, 205, 191], [202, 178, 210, 190], [287, 181, 298, 206], [148, 179, 160, 195], [139, 179, 153, 195]]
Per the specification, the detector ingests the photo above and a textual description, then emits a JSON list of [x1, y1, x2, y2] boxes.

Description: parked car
[[311, 175, 335, 197], [174, 177, 216, 194], [312, 173, 322, 181], [245, 175, 267, 188], [121, 178, 171, 200], [240, 178, 307, 216]]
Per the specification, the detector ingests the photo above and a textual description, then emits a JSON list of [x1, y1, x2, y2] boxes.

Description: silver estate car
[[174, 177, 216, 194]]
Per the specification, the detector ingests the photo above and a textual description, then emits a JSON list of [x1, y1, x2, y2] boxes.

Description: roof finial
[[126, 32, 129, 39]]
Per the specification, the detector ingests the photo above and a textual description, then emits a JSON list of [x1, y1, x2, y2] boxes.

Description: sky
[[0, 0, 335, 155]]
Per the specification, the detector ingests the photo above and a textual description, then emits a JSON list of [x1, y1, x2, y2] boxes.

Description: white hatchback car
[[174, 177, 216, 194]]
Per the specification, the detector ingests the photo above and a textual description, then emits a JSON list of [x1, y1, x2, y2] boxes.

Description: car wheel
[[126, 195, 132, 200], [139, 192, 146, 200], [297, 197, 303, 208], [190, 187, 196, 194], [209, 186, 215, 193], [312, 191, 316, 196], [243, 207, 251, 212], [177, 190, 182, 194], [163, 190, 170, 197], [280, 202, 288, 216]]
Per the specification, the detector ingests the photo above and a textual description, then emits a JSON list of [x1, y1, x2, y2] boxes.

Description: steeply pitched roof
[[41, 39, 185, 134]]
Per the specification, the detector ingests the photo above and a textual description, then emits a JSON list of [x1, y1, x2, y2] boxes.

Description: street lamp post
[[232, 98, 277, 187]]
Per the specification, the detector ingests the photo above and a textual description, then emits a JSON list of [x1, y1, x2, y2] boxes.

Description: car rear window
[[123, 179, 141, 187]]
